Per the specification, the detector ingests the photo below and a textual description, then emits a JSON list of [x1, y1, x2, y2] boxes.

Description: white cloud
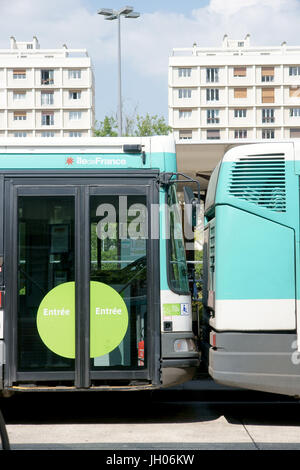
[[208, 0, 271, 15], [1, 0, 300, 76], [122, 0, 300, 76], [1, 0, 300, 119]]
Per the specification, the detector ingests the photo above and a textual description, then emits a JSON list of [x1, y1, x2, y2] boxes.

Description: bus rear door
[[3, 173, 160, 391]]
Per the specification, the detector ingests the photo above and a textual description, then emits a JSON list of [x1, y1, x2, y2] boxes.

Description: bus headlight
[[174, 338, 196, 353]]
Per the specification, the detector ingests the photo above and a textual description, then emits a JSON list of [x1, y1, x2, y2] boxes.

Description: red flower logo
[[66, 157, 74, 166]]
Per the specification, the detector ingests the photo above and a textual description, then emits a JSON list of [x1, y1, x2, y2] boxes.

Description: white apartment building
[[169, 35, 300, 142], [0, 36, 95, 138]]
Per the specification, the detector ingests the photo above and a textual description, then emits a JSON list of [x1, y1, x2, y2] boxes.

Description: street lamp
[[98, 6, 140, 136]]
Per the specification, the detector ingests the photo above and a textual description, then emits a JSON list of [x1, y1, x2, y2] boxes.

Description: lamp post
[[98, 6, 140, 136]]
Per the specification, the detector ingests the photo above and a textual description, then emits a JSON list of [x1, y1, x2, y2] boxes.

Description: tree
[[93, 112, 171, 137], [93, 116, 118, 137], [134, 113, 171, 136]]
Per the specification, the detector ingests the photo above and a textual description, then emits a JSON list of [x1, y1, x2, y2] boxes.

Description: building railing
[[171, 45, 300, 57], [0, 49, 89, 58]]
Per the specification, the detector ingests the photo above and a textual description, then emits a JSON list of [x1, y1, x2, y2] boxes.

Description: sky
[[1, 0, 300, 126]]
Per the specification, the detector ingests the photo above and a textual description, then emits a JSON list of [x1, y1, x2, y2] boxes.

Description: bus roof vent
[[228, 155, 286, 212]]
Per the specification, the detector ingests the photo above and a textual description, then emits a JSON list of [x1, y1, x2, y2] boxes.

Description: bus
[[202, 141, 300, 397], [0, 136, 199, 395]]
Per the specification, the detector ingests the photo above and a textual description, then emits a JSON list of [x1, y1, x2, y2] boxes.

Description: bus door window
[[90, 195, 147, 370]]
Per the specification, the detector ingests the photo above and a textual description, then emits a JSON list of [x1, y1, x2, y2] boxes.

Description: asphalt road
[[1, 379, 300, 451]]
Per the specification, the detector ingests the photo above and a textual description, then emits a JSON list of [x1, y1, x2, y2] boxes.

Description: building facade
[[169, 35, 300, 142], [0, 37, 95, 138]]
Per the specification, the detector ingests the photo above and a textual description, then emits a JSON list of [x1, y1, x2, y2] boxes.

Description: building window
[[13, 132, 27, 137], [69, 132, 82, 137], [262, 129, 275, 139], [262, 88, 275, 103], [207, 109, 219, 124], [289, 87, 300, 98], [41, 69, 54, 85], [13, 91, 26, 100], [234, 129, 247, 139], [41, 92, 54, 105], [289, 67, 300, 76], [234, 109, 247, 118], [178, 88, 192, 99], [233, 67, 246, 77], [290, 128, 300, 138], [14, 111, 26, 121], [13, 69, 26, 79], [69, 111, 82, 120], [42, 112, 54, 126], [68, 69, 81, 79], [206, 88, 219, 101], [41, 131, 55, 137], [261, 67, 274, 82], [179, 110, 192, 119], [178, 68, 191, 78], [262, 108, 275, 123], [206, 68, 219, 83], [69, 91, 81, 100], [179, 130, 192, 140], [290, 108, 300, 117], [234, 88, 247, 99], [207, 129, 220, 140]]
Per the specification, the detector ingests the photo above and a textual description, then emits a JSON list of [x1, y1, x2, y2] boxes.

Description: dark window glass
[[17, 196, 75, 372], [167, 186, 189, 294], [90, 195, 147, 370]]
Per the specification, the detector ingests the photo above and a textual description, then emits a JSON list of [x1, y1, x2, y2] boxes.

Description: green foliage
[[194, 248, 203, 288], [93, 112, 171, 137], [93, 116, 118, 137], [134, 113, 172, 136]]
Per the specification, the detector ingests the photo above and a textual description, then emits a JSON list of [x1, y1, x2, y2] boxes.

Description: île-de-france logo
[[65, 157, 74, 166]]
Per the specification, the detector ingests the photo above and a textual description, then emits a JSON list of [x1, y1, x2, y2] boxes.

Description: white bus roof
[[0, 136, 175, 155]]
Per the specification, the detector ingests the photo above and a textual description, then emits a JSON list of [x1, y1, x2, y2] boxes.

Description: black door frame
[[3, 172, 160, 389]]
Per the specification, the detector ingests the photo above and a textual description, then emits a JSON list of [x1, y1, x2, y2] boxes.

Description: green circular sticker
[[90, 281, 128, 358], [36, 282, 75, 359], [36, 281, 129, 359]]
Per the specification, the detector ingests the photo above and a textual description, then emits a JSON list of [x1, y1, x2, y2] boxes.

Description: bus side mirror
[[183, 186, 197, 229]]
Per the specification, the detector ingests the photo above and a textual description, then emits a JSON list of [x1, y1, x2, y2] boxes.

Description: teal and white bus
[[0, 136, 199, 394], [202, 142, 300, 397]]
